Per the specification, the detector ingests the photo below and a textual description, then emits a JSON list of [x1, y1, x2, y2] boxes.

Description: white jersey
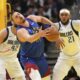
[[0, 27, 20, 57], [55, 20, 80, 56]]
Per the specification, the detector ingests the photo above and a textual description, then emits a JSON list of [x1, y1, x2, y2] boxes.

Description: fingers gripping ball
[[45, 27, 60, 42]]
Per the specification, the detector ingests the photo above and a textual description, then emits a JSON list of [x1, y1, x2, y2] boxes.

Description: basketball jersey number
[[68, 36, 75, 43]]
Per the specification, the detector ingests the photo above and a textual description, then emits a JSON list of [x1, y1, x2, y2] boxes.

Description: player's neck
[[61, 20, 69, 25]]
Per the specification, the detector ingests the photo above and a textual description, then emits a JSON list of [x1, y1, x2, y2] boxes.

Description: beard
[[22, 18, 25, 23], [61, 19, 69, 25], [20, 16, 26, 24]]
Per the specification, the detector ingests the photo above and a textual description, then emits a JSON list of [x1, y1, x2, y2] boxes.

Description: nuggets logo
[[31, 27, 40, 34]]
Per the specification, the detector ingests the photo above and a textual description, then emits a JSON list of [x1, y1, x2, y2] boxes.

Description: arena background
[[1, 0, 80, 80]]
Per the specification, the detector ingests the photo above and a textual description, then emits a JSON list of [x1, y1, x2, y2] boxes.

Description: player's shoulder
[[27, 14, 37, 18], [54, 22, 60, 29], [54, 22, 59, 26], [27, 14, 39, 22], [0, 27, 9, 42], [72, 19, 80, 24], [0, 27, 8, 34]]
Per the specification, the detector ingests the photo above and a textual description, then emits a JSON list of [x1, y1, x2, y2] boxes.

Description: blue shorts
[[20, 56, 51, 77]]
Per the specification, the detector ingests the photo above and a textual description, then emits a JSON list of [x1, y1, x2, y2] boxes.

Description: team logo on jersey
[[65, 31, 73, 36], [32, 27, 39, 33], [60, 31, 73, 37], [7, 40, 20, 51]]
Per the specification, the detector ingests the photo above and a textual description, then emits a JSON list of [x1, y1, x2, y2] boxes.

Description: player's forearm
[[41, 17, 53, 25]]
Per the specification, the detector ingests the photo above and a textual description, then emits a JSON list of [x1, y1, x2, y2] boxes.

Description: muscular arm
[[27, 15, 59, 30], [0, 29, 7, 44], [17, 28, 45, 43], [27, 15, 60, 41], [27, 15, 53, 25]]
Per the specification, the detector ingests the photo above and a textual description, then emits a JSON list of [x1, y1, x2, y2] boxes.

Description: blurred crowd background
[[7, 0, 80, 22]]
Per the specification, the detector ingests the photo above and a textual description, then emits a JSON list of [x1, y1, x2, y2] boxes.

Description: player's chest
[[59, 25, 74, 37]]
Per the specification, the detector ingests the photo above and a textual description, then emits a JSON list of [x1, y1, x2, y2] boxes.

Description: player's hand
[[44, 27, 59, 36], [55, 38, 65, 49], [38, 29, 48, 37], [38, 27, 58, 38]]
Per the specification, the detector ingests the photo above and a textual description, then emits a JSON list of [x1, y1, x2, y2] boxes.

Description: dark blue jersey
[[17, 18, 45, 58]]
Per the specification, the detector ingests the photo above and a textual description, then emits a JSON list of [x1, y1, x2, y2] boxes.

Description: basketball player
[[53, 8, 80, 80], [0, 26, 26, 80], [12, 12, 59, 80]]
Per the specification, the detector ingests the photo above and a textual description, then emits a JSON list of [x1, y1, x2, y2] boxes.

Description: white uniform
[[0, 27, 26, 80], [53, 20, 80, 80]]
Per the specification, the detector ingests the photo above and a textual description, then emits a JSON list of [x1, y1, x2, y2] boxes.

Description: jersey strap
[[71, 20, 78, 36]]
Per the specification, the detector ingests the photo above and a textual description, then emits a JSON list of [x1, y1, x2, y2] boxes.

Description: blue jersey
[[17, 18, 45, 58]]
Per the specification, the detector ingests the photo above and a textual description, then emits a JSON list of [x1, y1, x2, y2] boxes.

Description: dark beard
[[61, 20, 69, 25], [22, 19, 26, 23], [20, 16, 26, 23], [13, 18, 25, 27]]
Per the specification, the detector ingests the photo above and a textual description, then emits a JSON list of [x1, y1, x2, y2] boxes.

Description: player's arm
[[27, 15, 54, 25], [17, 28, 47, 43], [27, 15, 60, 41], [28, 15, 59, 30], [0, 28, 8, 44]]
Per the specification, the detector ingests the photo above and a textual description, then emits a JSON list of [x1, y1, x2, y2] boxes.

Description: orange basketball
[[45, 27, 59, 42]]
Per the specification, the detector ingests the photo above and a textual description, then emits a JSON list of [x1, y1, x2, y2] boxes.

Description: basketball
[[45, 27, 59, 42]]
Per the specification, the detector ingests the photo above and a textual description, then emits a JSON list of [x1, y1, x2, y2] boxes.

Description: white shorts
[[0, 56, 26, 80], [53, 52, 80, 80]]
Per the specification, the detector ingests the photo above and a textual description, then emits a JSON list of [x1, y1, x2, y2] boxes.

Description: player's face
[[12, 12, 25, 25], [59, 12, 70, 24]]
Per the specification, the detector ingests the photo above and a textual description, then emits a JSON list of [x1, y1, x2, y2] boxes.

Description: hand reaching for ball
[[44, 26, 60, 42]]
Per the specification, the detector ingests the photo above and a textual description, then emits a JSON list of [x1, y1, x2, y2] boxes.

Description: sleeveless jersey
[[17, 18, 45, 58], [0, 27, 20, 57], [54, 20, 80, 56]]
